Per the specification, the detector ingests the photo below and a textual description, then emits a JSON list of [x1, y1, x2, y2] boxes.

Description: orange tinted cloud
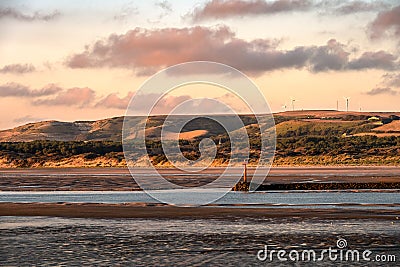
[[96, 91, 244, 114], [0, 63, 35, 74], [66, 26, 398, 75], [33, 87, 95, 107], [189, 0, 391, 21], [66, 26, 236, 71], [96, 92, 135, 109], [190, 0, 312, 21], [364, 72, 400, 96], [370, 5, 400, 39], [104, 92, 192, 114], [366, 87, 398, 95], [347, 51, 397, 70], [383, 73, 400, 87], [0, 83, 61, 97], [0, 7, 60, 21]]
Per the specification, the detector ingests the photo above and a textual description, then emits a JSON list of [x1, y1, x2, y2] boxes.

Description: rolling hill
[[0, 110, 399, 142], [0, 117, 125, 142]]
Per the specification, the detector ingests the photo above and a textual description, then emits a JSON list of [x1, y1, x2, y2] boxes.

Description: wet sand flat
[[0, 166, 399, 191], [1, 202, 399, 220]]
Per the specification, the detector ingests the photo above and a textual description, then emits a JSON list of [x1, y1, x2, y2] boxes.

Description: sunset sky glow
[[1, 0, 400, 129]]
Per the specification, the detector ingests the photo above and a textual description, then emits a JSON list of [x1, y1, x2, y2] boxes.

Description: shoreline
[[1, 165, 400, 172], [1, 164, 400, 170], [1, 202, 399, 220]]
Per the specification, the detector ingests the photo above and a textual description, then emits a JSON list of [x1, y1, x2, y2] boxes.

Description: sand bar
[[1, 202, 399, 220]]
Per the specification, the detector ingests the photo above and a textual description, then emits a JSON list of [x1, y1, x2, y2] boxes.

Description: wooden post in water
[[232, 161, 250, 191], [243, 161, 247, 183]]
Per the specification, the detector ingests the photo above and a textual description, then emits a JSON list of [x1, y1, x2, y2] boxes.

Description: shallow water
[[0, 216, 399, 266], [0, 191, 399, 209]]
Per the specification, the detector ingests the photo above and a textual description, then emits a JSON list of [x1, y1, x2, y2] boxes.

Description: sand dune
[[373, 120, 400, 132]]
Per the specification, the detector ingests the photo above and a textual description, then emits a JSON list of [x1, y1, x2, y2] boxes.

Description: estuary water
[[1, 216, 399, 266], [0, 190, 399, 209], [1, 168, 399, 266]]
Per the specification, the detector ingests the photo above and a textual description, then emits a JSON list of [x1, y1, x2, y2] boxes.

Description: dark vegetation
[[0, 141, 122, 156], [0, 141, 124, 167], [276, 135, 400, 157], [0, 135, 399, 167]]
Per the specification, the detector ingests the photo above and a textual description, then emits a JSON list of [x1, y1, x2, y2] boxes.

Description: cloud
[[306, 39, 349, 72], [65, 25, 295, 74], [369, 5, 400, 40], [96, 92, 135, 109], [66, 26, 398, 76], [156, 0, 172, 13], [189, 0, 312, 21], [114, 92, 243, 114], [13, 115, 44, 124], [65, 26, 235, 70], [0, 83, 61, 97], [167, 97, 234, 114], [96, 91, 232, 114], [0, 63, 35, 74], [146, 0, 173, 24], [113, 2, 138, 22], [0, 7, 60, 21], [33, 87, 96, 107], [155, 95, 192, 114], [98, 92, 191, 113], [0, 82, 124, 108], [365, 72, 400, 96], [382, 73, 400, 87], [365, 87, 398, 95], [334, 1, 389, 15], [348, 51, 397, 70], [188, 0, 389, 21]]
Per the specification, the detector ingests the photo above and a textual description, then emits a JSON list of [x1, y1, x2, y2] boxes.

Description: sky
[[0, 0, 400, 129]]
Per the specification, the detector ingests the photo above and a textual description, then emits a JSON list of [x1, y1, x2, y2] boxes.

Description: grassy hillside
[[0, 117, 125, 142], [1, 110, 400, 142], [275, 120, 365, 137], [1, 111, 400, 167]]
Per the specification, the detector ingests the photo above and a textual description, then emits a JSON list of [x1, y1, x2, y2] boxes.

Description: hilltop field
[[0, 110, 399, 168]]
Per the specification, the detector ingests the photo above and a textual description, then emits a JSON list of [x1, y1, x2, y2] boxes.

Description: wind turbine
[[282, 103, 287, 112], [343, 97, 350, 112], [290, 98, 296, 111]]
